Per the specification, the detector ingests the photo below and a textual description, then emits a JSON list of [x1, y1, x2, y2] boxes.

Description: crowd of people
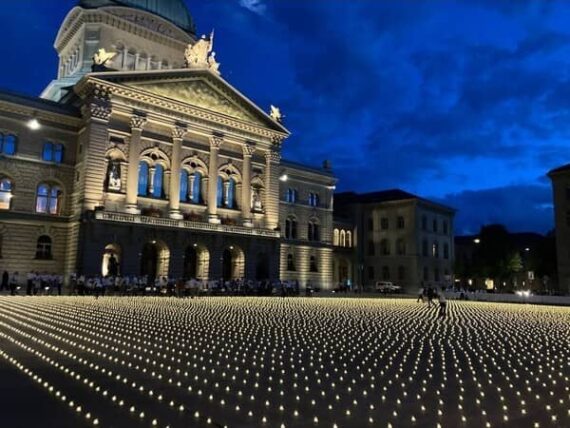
[[1, 271, 63, 296]]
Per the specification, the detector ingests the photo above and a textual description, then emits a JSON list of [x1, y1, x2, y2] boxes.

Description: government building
[[0, 0, 335, 287]]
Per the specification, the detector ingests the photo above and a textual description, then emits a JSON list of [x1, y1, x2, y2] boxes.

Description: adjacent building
[[333, 190, 455, 293], [0, 0, 335, 288], [548, 164, 570, 294]]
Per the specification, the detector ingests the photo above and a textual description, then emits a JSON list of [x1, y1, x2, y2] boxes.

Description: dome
[[79, 0, 196, 35]]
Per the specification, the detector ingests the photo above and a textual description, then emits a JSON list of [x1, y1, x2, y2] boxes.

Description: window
[[380, 239, 390, 255], [42, 142, 64, 163], [138, 161, 149, 196], [443, 220, 448, 235], [218, 176, 236, 208], [308, 192, 319, 207], [152, 164, 164, 198], [333, 229, 339, 246], [422, 240, 428, 257], [433, 218, 438, 233], [285, 217, 298, 239], [286, 188, 298, 203], [444, 243, 449, 260], [310, 256, 318, 272], [382, 266, 390, 280], [397, 216, 405, 229], [0, 134, 17, 155], [368, 240, 375, 256], [0, 178, 13, 210], [380, 217, 389, 230], [180, 170, 188, 201], [368, 217, 374, 231], [421, 215, 427, 231], [308, 222, 320, 241], [340, 230, 346, 247], [287, 254, 296, 271], [432, 241, 439, 258], [367, 266, 374, 280], [423, 267, 428, 281], [346, 231, 352, 248], [184, 172, 202, 204], [396, 239, 406, 255], [35, 235, 52, 259], [36, 183, 62, 215], [398, 266, 405, 281]]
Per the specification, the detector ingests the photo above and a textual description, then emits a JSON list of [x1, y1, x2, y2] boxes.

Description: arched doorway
[[140, 240, 170, 279], [102, 243, 121, 277], [184, 244, 210, 279], [222, 246, 245, 280], [255, 252, 269, 280]]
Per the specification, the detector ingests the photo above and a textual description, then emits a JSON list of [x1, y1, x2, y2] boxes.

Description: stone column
[[241, 143, 255, 227], [125, 114, 146, 214], [207, 135, 223, 224], [264, 140, 281, 230], [169, 125, 187, 219]]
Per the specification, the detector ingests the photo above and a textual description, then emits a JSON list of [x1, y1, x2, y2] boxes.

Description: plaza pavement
[[0, 296, 568, 427]]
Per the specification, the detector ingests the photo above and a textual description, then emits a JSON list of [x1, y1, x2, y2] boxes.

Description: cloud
[[238, 0, 266, 16]]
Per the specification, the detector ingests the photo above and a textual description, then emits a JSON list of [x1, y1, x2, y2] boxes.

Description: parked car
[[375, 281, 402, 294]]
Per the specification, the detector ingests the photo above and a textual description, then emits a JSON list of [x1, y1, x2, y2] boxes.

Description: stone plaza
[[0, 296, 568, 427]]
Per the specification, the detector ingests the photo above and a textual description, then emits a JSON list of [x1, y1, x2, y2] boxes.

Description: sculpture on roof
[[269, 105, 283, 122], [93, 48, 116, 66], [185, 30, 221, 74]]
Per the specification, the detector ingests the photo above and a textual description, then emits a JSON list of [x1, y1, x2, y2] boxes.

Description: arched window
[[380, 239, 390, 255], [152, 164, 164, 198], [35, 235, 52, 259], [333, 229, 339, 246], [0, 134, 17, 155], [308, 221, 320, 241], [36, 183, 62, 215], [309, 192, 319, 207], [190, 172, 202, 204], [285, 217, 297, 239], [340, 230, 346, 247], [310, 255, 318, 272], [138, 161, 149, 196], [179, 169, 189, 201], [226, 178, 236, 208], [0, 177, 13, 210], [346, 231, 352, 248], [285, 188, 297, 203], [287, 254, 296, 271]]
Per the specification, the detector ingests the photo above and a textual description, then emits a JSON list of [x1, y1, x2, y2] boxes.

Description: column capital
[[210, 134, 224, 149], [242, 142, 256, 157], [172, 125, 188, 139], [130, 114, 147, 131], [87, 103, 112, 122], [264, 149, 281, 164]]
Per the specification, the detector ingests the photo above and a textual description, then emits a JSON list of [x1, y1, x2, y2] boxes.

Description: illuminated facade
[[0, 0, 336, 287]]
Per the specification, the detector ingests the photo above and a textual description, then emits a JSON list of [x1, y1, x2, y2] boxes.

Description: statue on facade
[[252, 186, 263, 212], [92, 48, 116, 71], [185, 30, 221, 74], [108, 253, 119, 277], [269, 105, 283, 122], [107, 161, 121, 191]]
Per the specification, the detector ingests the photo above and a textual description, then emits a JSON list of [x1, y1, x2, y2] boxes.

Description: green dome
[[79, 0, 196, 35]]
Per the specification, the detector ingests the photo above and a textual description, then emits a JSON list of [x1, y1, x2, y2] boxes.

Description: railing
[[94, 210, 280, 238]]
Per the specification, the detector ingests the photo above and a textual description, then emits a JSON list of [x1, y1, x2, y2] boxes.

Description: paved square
[[0, 296, 568, 427]]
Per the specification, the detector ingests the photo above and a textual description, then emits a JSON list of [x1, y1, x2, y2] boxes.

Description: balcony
[[94, 210, 280, 238]]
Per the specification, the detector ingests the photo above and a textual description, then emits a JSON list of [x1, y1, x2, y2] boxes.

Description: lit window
[[180, 170, 188, 201], [286, 188, 297, 203], [152, 164, 164, 198], [333, 229, 339, 246], [308, 192, 319, 207], [0, 134, 17, 155], [137, 161, 149, 196], [42, 142, 64, 163], [36, 183, 62, 215], [0, 177, 13, 210], [432, 241, 439, 258], [35, 235, 52, 259]]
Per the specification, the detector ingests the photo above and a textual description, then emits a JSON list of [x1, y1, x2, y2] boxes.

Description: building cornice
[[0, 99, 82, 130]]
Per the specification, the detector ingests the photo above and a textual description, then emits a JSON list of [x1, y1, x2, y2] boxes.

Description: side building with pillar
[[0, 0, 336, 289]]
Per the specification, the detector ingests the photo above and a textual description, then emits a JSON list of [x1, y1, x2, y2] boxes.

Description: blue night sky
[[2, 0, 569, 234]]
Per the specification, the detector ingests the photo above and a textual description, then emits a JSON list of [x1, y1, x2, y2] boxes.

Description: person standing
[[427, 287, 434, 308], [438, 292, 447, 319], [1, 270, 8, 292], [9, 271, 19, 295]]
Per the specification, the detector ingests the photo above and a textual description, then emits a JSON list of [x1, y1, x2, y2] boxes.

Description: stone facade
[[333, 190, 455, 293], [0, 1, 335, 288]]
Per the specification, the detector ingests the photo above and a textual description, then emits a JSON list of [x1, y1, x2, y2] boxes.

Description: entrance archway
[[184, 244, 210, 279], [255, 252, 269, 280], [102, 243, 121, 277], [222, 246, 245, 280], [140, 240, 170, 279]]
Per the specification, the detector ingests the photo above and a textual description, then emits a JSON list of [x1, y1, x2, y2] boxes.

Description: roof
[[0, 88, 80, 117], [335, 189, 456, 212], [548, 163, 570, 176], [78, 0, 196, 35]]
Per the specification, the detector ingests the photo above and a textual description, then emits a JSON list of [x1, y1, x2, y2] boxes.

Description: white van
[[375, 281, 402, 293]]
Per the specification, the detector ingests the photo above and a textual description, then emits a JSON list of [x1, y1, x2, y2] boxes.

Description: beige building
[[333, 190, 455, 293], [0, 0, 335, 288], [548, 164, 570, 294]]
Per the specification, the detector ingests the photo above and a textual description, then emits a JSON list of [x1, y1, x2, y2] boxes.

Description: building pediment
[[85, 69, 288, 133]]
